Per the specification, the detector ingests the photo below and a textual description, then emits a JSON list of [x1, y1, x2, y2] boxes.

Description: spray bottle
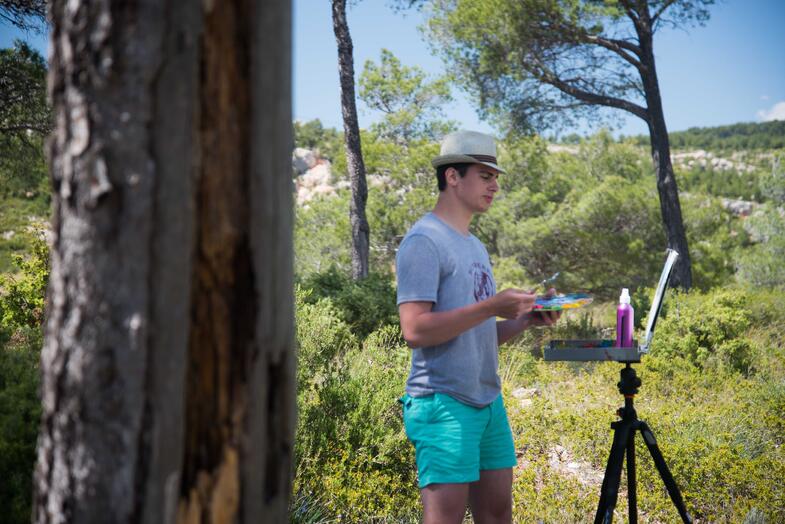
[[615, 288, 634, 348]]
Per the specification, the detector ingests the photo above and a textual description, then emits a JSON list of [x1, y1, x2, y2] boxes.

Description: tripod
[[594, 364, 693, 524]]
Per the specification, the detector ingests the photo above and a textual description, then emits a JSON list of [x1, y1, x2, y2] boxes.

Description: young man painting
[[396, 130, 561, 524]]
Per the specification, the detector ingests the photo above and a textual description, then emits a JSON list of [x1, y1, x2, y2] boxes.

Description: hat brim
[[431, 154, 507, 174]]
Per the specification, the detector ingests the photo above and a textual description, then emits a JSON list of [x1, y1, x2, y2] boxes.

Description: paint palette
[[534, 293, 593, 311]]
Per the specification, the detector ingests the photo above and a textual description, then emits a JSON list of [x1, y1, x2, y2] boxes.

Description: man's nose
[[489, 179, 499, 192]]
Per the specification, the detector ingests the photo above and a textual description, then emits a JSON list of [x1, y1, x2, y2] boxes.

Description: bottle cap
[[620, 288, 631, 304]]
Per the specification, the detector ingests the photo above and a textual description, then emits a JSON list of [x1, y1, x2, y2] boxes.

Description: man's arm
[[399, 289, 535, 348]]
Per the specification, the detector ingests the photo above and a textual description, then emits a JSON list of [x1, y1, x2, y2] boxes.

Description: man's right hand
[[491, 289, 536, 319]]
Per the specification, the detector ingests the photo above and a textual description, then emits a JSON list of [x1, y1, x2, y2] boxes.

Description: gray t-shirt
[[396, 212, 500, 407]]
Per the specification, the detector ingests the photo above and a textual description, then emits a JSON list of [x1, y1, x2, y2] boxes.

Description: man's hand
[[491, 288, 536, 319], [525, 309, 562, 327], [496, 287, 562, 345], [523, 287, 562, 327]]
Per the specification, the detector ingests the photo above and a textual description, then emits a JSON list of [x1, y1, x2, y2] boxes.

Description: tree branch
[[583, 35, 644, 71], [618, 0, 643, 31], [0, 123, 49, 135], [532, 60, 648, 122], [651, 0, 678, 24]]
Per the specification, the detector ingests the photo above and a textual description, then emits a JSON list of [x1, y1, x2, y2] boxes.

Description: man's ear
[[445, 167, 460, 187]]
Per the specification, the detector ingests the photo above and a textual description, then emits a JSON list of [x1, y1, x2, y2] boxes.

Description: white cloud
[[760, 94, 770, 101], [757, 101, 785, 122]]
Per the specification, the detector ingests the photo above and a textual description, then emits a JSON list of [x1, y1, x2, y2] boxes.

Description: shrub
[[293, 291, 418, 522], [0, 236, 46, 523], [736, 204, 785, 289], [294, 192, 352, 276], [649, 288, 754, 374], [0, 237, 48, 332], [0, 331, 41, 524], [300, 267, 399, 339]]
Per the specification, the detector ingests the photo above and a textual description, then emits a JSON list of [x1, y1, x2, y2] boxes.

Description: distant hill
[[629, 120, 785, 150]]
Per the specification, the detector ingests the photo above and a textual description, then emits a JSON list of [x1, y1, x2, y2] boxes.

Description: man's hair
[[436, 163, 471, 191]]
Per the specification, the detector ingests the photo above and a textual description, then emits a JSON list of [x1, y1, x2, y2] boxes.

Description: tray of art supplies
[[543, 249, 679, 363], [544, 339, 641, 363], [533, 293, 593, 311]]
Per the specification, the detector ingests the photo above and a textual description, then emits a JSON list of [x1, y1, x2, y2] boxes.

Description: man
[[396, 130, 561, 524]]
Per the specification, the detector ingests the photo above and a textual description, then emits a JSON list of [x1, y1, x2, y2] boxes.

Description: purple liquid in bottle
[[615, 288, 634, 348]]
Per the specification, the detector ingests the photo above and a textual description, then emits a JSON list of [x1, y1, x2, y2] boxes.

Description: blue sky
[[3, 1, 783, 137]]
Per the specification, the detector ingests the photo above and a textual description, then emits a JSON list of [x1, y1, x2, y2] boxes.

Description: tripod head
[[618, 364, 641, 397]]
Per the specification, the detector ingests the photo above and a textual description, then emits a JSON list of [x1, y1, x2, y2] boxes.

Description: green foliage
[[0, 133, 48, 200], [665, 120, 785, 151], [495, 175, 666, 299], [649, 288, 755, 374], [0, 236, 48, 331], [678, 164, 765, 201], [0, 330, 41, 524], [294, 192, 352, 276], [293, 119, 343, 162], [300, 267, 398, 340], [0, 41, 50, 139], [359, 49, 455, 142], [735, 203, 785, 289], [293, 291, 418, 522], [0, 234, 46, 524], [681, 194, 749, 290], [0, 197, 48, 273], [759, 154, 785, 205]]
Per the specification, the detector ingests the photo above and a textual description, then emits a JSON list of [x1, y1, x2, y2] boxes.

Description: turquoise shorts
[[401, 392, 517, 488]]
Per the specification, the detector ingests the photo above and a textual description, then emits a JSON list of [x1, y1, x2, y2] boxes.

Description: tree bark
[[331, 0, 370, 280], [35, 1, 294, 522], [637, 10, 693, 290]]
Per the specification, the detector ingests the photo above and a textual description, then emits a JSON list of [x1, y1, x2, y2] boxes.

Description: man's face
[[448, 163, 500, 213]]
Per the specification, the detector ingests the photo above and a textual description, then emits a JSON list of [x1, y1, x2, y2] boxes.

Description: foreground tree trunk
[[331, 0, 370, 280], [34, 1, 295, 522]]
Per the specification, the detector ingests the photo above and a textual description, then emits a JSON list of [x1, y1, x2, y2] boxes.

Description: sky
[[3, 1, 784, 137]]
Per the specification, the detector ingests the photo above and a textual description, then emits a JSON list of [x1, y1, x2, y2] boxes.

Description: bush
[[293, 287, 418, 522], [0, 237, 48, 332], [0, 236, 46, 523], [300, 267, 399, 339], [294, 192, 352, 276], [681, 194, 748, 290], [736, 204, 785, 289], [0, 331, 41, 524], [649, 288, 755, 374]]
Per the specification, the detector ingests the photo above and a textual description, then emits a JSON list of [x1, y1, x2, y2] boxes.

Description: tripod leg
[[627, 429, 637, 524], [594, 421, 633, 524], [639, 422, 693, 524]]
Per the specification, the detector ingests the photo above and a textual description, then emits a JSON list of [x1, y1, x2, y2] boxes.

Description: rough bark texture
[[637, 8, 692, 290], [35, 0, 294, 522], [331, 0, 370, 280]]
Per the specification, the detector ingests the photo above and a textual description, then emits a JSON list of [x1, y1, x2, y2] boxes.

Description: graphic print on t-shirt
[[470, 262, 494, 302]]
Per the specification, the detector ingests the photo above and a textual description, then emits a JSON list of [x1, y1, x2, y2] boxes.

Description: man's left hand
[[526, 309, 562, 327], [524, 287, 562, 328]]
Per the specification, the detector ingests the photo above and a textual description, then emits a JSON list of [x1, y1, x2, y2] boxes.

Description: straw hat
[[431, 130, 506, 174]]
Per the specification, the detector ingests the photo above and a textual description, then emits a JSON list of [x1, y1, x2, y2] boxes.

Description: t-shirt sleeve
[[396, 234, 440, 306]]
